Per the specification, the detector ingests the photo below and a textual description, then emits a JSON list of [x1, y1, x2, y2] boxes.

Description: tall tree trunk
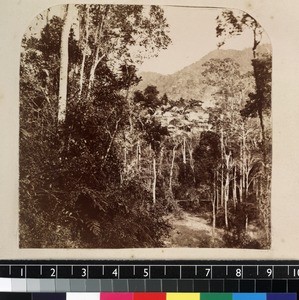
[[153, 156, 157, 205], [212, 196, 216, 246], [221, 167, 224, 206], [220, 124, 224, 207], [122, 138, 127, 183], [188, 146, 196, 184], [258, 107, 267, 165], [224, 170, 229, 228], [239, 161, 243, 203], [212, 171, 217, 245], [58, 4, 73, 124], [159, 146, 164, 176], [216, 171, 220, 210], [79, 6, 90, 98], [224, 152, 231, 228], [169, 145, 176, 196], [182, 136, 186, 164], [233, 165, 237, 208], [136, 140, 141, 173], [245, 163, 250, 200], [86, 7, 109, 99]]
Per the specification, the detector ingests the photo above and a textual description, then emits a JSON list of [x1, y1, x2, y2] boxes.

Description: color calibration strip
[[0, 293, 296, 300], [0, 278, 298, 293]]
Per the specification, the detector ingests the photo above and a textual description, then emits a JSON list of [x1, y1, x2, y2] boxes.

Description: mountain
[[136, 45, 271, 107]]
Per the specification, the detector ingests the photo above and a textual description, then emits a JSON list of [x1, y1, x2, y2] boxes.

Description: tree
[[20, 4, 172, 248], [216, 9, 271, 164], [58, 4, 75, 123], [216, 9, 271, 246], [133, 86, 169, 204], [194, 131, 221, 236], [202, 58, 245, 227], [241, 53, 272, 165], [216, 9, 263, 58], [75, 5, 171, 101]]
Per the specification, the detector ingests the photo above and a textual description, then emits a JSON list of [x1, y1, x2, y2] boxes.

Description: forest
[[19, 5, 272, 249]]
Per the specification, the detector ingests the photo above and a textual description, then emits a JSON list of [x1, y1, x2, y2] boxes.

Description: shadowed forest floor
[[164, 211, 226, 248]]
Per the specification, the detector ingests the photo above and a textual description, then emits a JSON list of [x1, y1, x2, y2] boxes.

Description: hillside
[[136, 45, 271, 106]]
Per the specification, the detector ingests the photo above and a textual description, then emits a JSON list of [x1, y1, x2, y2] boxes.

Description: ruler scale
[[0, 261, 299, 296]]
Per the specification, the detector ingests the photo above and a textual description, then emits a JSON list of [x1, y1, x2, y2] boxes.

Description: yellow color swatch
[[167, 293, 200, 300]]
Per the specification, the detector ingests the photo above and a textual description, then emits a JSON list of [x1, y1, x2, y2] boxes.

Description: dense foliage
[[20, 5, 271, 249], [20, 4, 171, 248]]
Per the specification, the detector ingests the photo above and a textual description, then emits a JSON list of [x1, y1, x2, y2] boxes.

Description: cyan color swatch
[[233, 293, 266, 300]]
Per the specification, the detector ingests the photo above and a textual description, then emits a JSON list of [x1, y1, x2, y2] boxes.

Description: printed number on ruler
[[267, 268, 272, 277], [143, 267, 149, 278], [51, 268, 56, 277], [258, 266, 273, 278], [236, 268, 242, 277], [290, 266, 299, 278], [112, 268, 118, 277], [197, 266, 211, 278], [82, 267, 87, 278]]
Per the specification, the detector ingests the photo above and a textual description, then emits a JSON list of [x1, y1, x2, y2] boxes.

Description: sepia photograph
[[19, 4, 272, 249]]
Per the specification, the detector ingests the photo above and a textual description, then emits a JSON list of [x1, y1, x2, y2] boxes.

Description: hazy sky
[[27, 5, 270, 76], [137, 6, 269, 75]]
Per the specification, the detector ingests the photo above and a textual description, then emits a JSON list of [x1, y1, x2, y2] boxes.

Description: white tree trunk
[[169, 145, 176, 195], [159, 146, 164, 176], [224, 171, 229, 228], [188, 146, 195, 183], [86, 8, 108, 99], [233, 165, 237, 208], [153, 156, 157, 205], [212, 171, 217, 245], [79, 6, 90, 97], [224, 152, 231, 228], [136, 140, 141, 172], [220, 123, 224, 207], [182, 136, 186, 164], [58, 4, 74, 123]]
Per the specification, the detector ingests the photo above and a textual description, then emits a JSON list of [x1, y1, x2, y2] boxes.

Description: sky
[[26, 4, 270, 76], [137, 6, 270, 75]]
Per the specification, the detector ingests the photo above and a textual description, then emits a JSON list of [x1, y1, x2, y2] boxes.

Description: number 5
[[143, 268, 149, 278]]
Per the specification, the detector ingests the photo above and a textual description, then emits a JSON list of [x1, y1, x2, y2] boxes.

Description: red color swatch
[[100, 292, 134, 300], [134, 292, 167, 300]]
